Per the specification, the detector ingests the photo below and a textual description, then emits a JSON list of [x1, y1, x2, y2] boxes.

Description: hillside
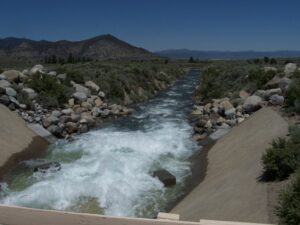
[[0, 34, 156, 60], [156, 49, 300, 60]]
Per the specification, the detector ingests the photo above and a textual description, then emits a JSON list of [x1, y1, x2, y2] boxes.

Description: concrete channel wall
[[0, 205, 274, 225]]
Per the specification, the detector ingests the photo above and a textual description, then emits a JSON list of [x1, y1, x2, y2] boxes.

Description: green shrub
[[27, 73, 72, 108], [248, 69, 276, 89], [286, 79, 300, 113], [262, 137, 300, 180], [276, 170, 300, 225]]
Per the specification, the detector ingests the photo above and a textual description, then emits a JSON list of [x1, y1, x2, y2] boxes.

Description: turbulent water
[[0, 70, 200, 218]]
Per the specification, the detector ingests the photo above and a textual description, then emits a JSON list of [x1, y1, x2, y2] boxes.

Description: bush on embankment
[[276, 169, 300, 225], [262, 126, 300, 181]]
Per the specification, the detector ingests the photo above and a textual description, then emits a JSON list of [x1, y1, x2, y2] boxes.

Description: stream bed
[[0, 69, 200, 218]]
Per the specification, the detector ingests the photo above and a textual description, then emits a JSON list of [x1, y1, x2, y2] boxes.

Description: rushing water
[[0, 69, 200, 218]]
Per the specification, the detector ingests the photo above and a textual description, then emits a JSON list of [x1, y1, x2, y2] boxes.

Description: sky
[[0, 0, 300, 52]]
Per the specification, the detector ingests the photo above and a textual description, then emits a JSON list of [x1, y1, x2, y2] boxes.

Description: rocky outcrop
[[0, 65, 134, 139]]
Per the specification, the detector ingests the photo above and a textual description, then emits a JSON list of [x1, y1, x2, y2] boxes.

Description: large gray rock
[[153, 169, 176, 187], [284, 63, 297, 77], [43, 115, 59, 128], [243, 95, 262, 113], [72, 82, 91, 96], [57, 73, 67, 80], [30, 64, 45, 75], [61, 108, 73, 115], [48, 71, 57, 76], [98, 91, 106, 99], [255, 88, 282, 100], [73, 92, 87, 102], [8, 96, 20, 107], [269, 94, 284, 105], [1, 70, 20, 82], [0, 80, 12, 88], [0, 95, 10, 105], [85, 81, 100, 93], [22, 88, 37, 100], [279, 77, 292, 93], [5, 87, 17, 97], [221, 100, 235, 118], [47, 125, 63, 137], [91, 107, 101, 117]]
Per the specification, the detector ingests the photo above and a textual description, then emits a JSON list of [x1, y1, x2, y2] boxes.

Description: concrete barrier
[[0, 205, 274, 225]]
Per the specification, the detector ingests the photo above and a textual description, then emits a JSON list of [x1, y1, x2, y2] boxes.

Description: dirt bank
[[171, 107, 289, 223], [0, 105, 49, 181]]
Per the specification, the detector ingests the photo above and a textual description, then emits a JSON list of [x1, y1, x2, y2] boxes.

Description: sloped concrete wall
[[0, 105, 49, 180]]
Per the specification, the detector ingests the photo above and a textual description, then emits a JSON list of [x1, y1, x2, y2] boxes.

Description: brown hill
[[0, 34, 156, 60]]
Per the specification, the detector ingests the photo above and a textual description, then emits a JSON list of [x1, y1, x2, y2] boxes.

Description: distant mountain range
[[155, 49, 300, 60], [0, 34, 155, 60]]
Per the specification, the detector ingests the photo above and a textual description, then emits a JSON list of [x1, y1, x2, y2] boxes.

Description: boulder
[[68, 98, 75, 107], [284, 63, 297, 77], [5, 87, 17, 97], [279, 77, 292, 93], [100, 109, 110, 117], [94, 98, 103, 107], [80, 114, 96, 127], [8, 96, 20, 107], [57, 73, 67, 80], [221, 100, 235, 118], [243, 95, 262, 113], [81, 102, 92, 110], [33, 162, 61, 173], [30, 64, 45, 75], [255, 88, 281, 100], [61, 108, 73, 115], [85, 81, 100, 93], [72, 82, 91, 96], [79, 124, 89, 133], [91, 107, 101, 117], [71, 113, 81, 122], [47, 125, 62, 137], [1, 70, 20, 82], [0, 80, 12, 88], [237, 117, 245, 124], [73, 92, 87, 102], [269, 94, 284, 105], [48, 71, 57, 76], [51, 110, 62, 118], [43, 115, 59, 128], [98, 91, 106, 99], [0, 95, 10, 105], [65, 122, 78, 134], [59, 115, 72, 124], [22, 88, 37, 100], [0, 74, 6, 80], [153, 169, 176, 187], [19, 73, 28, 83]]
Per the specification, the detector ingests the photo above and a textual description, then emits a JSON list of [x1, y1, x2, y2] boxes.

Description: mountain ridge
[[0, 34, 156, 60]]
